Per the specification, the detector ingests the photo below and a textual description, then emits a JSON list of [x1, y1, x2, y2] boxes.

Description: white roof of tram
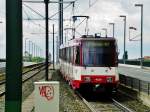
[[60, 35, 116, 49]]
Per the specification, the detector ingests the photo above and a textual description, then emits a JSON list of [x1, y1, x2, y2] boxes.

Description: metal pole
[[61, 0, 63, 44], [5, 0, 22, 111], [56, 36, 59, 63], [72, 2, 75, 39], [33, 43, 35, 57], [0, 21, 3, 59], [38, 47, 40, 57], [59, 0, 63, 45], [135, 4, 143, 68], [29, 40, 30, 56], [120, 15, 126, 64], [35, 45, 38, 57], [102, 28, 107, 38], [141, 5, 143, 69], [124, 16, 126, 64], [44, 0, 49, 81], [31, 41, 33, 57], [40, 48, 42, 57], [53, 24, 55, 69], [113, 24, 114, 38], [25, 38, 27, 57]]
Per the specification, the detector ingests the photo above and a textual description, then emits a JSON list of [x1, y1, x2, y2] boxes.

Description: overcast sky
[[0, 0, 150, 59]]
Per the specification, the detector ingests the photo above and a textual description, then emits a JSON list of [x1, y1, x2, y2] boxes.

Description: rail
[[0, 63, 46, 97], [75, 91, 97, 112], [75, 91, 133, 112], [111, 98, 134, 112], [0, 63, 45, 84]]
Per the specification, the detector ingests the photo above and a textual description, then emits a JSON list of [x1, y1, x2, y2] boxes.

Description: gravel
[[51, 70, 91, 112], [0, 97, 4, 112], [115, 86, 150, 112]]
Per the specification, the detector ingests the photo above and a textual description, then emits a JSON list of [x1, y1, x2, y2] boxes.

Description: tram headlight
[[106, 77, 113, 83], [84, 76, 91, 82]]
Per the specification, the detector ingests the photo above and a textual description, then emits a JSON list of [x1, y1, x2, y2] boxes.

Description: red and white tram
[[59, 35, 119, 92]]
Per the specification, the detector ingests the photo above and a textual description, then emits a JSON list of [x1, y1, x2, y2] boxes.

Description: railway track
[[75, 91, 134, 112], [0, 63, 46, 97]]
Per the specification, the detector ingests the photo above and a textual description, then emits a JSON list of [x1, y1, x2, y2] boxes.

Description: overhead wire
[[23, 0, 83, 38], [23, 3, 45, 19], [49, 2, 73, 19], [89, 0, 99, 8], [23, 1, 74, 34], [80, 0, 100, 15], [23, 9, 45, 32], [75, 18, 87, 29], [69, 0, 99, 37], [23, 2, 73, 20]]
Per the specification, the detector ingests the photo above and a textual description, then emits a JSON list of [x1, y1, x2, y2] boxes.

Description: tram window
[[83, 41, 116, 67], [75, 46, 80, 65], [62, 49, 64, 60], [71, 47, 73, 63], [63, 48, 65, 60], [59, 50, 61, 58], [69, 47, 71, 62], [67, 47, 70, 62], [60, 49, 63, 59], [63, 48, 66, 60]]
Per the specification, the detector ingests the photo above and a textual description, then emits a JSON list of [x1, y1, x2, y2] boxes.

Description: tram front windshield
[[82, 40, 116, 67]]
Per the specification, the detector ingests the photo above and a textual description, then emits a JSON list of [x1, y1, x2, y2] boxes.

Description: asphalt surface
[[118, 64, 150, 82]]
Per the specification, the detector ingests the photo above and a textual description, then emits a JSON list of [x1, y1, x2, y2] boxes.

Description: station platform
[[118, 64, 150, 82], [22, 68, 54, 112], [22, 92, 34, 112]]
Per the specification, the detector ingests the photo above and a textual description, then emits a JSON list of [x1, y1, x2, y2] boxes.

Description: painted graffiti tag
[[39, 85, 54, 101]]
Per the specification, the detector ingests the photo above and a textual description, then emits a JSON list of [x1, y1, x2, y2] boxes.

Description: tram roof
[[60, 36, 116, 49]]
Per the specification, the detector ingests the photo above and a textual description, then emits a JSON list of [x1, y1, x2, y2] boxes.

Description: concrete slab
[[22, 92, 34, 112]]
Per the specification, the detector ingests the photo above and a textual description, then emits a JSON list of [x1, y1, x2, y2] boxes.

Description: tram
[[59, 35, 119, 92]]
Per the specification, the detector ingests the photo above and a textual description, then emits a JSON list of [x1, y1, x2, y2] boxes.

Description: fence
[[119, 74, 150, 95], [119, 60, 150, 67]]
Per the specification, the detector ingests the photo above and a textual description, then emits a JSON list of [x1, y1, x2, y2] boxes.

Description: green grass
[[144, 60, 150, 62]]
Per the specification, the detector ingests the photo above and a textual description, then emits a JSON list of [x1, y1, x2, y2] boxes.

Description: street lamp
[[119, 15, 126, 64], [28, 40, 32, 56], [0, 21, 3, 59], [31, 41, 34, 57], [109, 23, 115, 38], [32, 42, 35, 57], [102, 28, 107, 37], [135, 4, 143, 69], [129, 26, 137, 41], [24, 38, 29, 57]]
